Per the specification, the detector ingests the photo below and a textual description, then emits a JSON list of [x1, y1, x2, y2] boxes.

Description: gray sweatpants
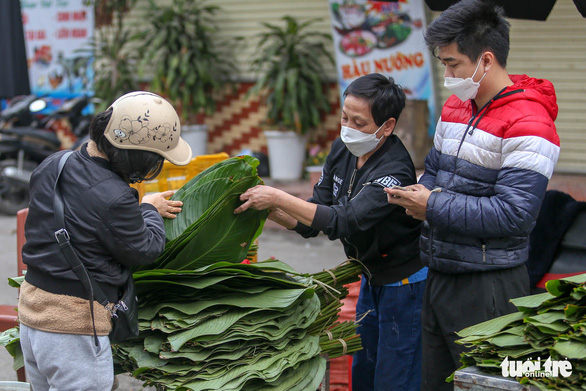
[[20, 324, 114, 391]]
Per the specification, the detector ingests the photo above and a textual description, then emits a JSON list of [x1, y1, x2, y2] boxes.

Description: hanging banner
[[20, 0, 94, 108], [328, 0, 436, 133]]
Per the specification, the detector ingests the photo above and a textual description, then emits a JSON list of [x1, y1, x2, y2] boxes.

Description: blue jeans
[[352, 277, 425, 391]]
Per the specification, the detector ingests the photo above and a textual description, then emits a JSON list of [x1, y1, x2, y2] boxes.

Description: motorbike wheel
[[0, 159, 37, 215]]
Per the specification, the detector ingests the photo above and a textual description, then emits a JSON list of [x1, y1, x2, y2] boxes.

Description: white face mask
[[443, 54, 487, 101], [341, 121, 386, 157]]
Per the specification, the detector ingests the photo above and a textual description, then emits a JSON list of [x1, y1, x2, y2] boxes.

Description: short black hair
[[424, 0, 510, 67], [343, 73, 406, 126], [89, 110, 164, 184]]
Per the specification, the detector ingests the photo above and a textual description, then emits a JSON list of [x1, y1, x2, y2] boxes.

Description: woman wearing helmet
[[18, 92, 193, 390]]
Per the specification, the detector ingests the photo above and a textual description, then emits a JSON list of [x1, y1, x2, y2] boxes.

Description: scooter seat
[[3, 127, 61, 148], [547, 209, 586, 274], [535, 207, 586, 289], [560, 210, 586, 250]]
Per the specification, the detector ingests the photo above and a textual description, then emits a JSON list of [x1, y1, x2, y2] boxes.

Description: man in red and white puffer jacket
[[385, 1, 560, 390]]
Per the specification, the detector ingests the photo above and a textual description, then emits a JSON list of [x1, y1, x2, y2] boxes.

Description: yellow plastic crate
[[132, 152, 229, 199]]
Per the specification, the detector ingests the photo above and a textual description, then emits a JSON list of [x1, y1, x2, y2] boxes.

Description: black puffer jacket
[[23, 143, 166, 302], [295, 136, 422, 286]]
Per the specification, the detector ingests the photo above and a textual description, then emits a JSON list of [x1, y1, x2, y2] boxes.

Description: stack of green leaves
[[113, 259, 362, 390], [112, 156, 362, 390], [1, 155, 363, 390], [454, 273, 586, 390], [113, 260, 327, 390]]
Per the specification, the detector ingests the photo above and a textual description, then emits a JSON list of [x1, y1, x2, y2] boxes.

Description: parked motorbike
[[0, 94, 45, 129], [0, 95, 92, 214]]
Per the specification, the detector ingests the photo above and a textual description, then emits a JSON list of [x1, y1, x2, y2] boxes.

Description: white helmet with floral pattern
[[104, 91, 192, 166]]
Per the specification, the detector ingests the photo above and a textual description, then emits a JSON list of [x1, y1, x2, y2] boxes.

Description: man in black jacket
[[235, 74, 425, 391]]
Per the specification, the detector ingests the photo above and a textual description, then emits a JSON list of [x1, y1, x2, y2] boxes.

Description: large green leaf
[[457, 312, 526, 338], [553, 340, 586, 360], [0, 328, 23, 370], [162, 186, 268, 270], [138, 287, 313, 320], [546, 273, 586, 297], [140, 157, 268, 271], [511, 292, 556, 312], [164, 156, 261, 241]]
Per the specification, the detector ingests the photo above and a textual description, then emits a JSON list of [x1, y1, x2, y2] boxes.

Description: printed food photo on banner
[[329, 0, 436, 136], [332, 0, 423, 57]]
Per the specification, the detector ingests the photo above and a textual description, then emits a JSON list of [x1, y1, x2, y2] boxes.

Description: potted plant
[[90, 29, 139, 112], [305, 144, 329, 186], [248, 16, 335, 180], [137, 0, 238, 156], [78, 0, 138, 111]]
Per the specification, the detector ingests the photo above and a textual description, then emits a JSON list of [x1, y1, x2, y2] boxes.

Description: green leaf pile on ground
[[115, 261, 322, 390], [455, 273, 586, 391], [116, 156, 362, 390], [114, 258, 362, 390], [1, 155, 362, 390]]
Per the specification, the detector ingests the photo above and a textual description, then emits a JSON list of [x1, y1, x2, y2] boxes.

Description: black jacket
[[23, 144, 166, 302], [295, 136, 422, 286]]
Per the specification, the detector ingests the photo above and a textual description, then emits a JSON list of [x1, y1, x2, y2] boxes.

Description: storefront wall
[[126, 1, 585, 172], [430, 1, 586, 174]]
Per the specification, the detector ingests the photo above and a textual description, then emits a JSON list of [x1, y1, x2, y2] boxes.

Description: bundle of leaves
[[115, 260, 319, 390], [1, 155, 362, 390], [115, 156, 362, 389], [454, 273, 586, 391], [113, 260, 363, 390]]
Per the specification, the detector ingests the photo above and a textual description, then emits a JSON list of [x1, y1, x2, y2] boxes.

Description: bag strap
[[53, 151, 106, 345]]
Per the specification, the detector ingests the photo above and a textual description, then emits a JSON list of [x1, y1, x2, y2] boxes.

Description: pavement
[[0, 172, 584, 387]]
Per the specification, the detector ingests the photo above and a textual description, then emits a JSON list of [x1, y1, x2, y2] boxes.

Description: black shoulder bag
[[53, 151, 139, 345]]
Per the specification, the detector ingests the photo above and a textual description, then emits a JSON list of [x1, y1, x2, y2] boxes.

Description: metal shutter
[[124, 0, 336, 80], [429, 0, 586, 173]]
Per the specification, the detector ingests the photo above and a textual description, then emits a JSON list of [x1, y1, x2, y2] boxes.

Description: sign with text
[[328, 0, 436, 133], [20, 0, 94, 102]]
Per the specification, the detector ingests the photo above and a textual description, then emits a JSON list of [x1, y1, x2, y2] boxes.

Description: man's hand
[[234, 185, 281, 214], [384, 184, 431, 221], [235, 185, 317, 227], [141, 190, 183, 219]]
